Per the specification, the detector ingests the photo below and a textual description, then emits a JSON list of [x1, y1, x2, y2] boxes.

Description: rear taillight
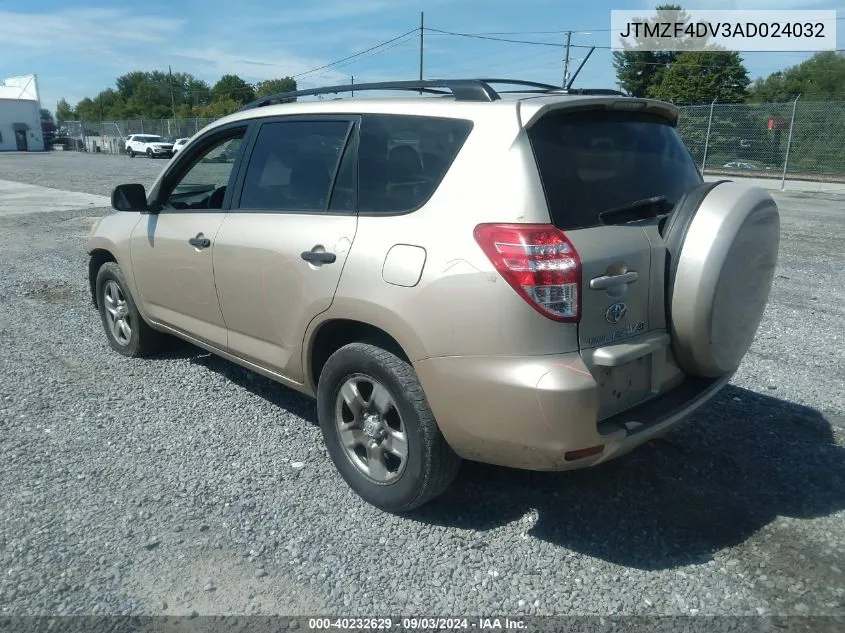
[[473, 223, 581, 322]]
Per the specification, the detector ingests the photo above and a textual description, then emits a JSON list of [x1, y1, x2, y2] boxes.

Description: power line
[[292, 28, 419, 80], [423, 27, 576, 48], [301, 34, 419, 83], [428, 26, 844, 53]]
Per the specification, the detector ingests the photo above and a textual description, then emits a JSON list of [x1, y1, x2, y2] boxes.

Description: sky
[[1, 0, 842, 111]]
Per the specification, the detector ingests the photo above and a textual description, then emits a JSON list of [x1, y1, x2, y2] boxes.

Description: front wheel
[[95, 262, 161, 357], [317, 343, 461, 513], [146, 148, 153, 158]]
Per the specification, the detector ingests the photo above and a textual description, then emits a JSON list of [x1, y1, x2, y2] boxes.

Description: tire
[[317, 342, 461, 513], [95, 262, 161, 357], [146, 148, 153, 158], [664, 181, 780, 377], [128, 149, 135, 158]]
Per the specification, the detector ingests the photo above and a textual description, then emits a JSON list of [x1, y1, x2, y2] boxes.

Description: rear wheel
[[128, 148, 135, 158], [317, 343, 460, 513]]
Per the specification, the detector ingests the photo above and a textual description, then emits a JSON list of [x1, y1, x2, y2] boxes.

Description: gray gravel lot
[[1, 152, 843, 618]]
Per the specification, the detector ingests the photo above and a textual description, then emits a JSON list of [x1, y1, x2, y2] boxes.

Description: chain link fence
[[55, 118, 220, 154], [54, 100, 845, 184], [677, 98, 845, 183]]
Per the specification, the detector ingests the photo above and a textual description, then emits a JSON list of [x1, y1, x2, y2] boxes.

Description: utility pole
[[419, 11, 425, 94], [168, 65, 179, 136], [562, 31, 572, 88], [351, 75, 354, 97]]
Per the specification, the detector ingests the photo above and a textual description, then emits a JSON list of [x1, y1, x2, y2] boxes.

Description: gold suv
[[87, 80, 780, 512]]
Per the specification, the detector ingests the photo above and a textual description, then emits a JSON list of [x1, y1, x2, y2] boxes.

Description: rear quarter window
[[528, 110, 702, 230], [358, 114, 472, 214]]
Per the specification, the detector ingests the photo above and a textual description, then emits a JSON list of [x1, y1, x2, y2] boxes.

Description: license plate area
[[596, 355, 653, 419]]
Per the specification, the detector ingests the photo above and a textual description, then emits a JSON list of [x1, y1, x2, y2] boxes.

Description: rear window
[[358, 114, 472, 214], [528, 110, 701, 230]]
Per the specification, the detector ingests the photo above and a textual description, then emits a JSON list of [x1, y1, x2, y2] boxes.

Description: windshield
[[528, 110, 702, 230]]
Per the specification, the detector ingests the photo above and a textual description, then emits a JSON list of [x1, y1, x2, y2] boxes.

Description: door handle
[[589, 271, 638, 290], [301, 250, 337, 265], [188, 234, 211, 249]]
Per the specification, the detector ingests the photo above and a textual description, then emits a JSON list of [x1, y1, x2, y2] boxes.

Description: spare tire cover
[[665, 181, 780, 378]]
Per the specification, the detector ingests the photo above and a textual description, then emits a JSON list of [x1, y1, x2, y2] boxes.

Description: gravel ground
[[1, 152, 843, 618]]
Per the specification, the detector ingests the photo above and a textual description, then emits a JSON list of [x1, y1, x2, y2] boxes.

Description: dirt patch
[[20, 280, 80, 302]]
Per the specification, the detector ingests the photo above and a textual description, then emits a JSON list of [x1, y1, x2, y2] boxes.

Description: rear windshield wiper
[[598, 196, 674, 225]]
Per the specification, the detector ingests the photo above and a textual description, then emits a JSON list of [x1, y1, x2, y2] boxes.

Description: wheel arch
[[88, 248, 117, 308], [306, 318, 415, 393]]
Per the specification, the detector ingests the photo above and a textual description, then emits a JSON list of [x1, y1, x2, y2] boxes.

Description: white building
[[0, 74, 45, 152]]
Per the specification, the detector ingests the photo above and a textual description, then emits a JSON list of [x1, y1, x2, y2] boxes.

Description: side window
[[159, 128, 246, 212], [358, 114, 472, 214], [238, 120, 352, 212], [328, 130, 357, 212]]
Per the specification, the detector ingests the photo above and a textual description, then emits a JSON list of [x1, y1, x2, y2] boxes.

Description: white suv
[[125, 135, 174, 159]]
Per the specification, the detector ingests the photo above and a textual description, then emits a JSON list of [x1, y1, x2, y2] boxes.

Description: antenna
[[565, 46, 595, 90]]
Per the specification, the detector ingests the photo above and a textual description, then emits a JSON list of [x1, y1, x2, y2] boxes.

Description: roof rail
[[477, 79, 562, 92], [238, 79, 629, 111], [562, 88, 627, 96], [240, 79, 503, 110]]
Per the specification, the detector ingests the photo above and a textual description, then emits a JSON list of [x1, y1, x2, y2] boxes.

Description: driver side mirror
[[111, 183, 152, 212]]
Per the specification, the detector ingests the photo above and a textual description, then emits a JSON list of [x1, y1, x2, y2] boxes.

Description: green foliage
[[254, 77, 297, 100], [612, 4, 686, 97], [39, 108, 54, 123], [612, 4, 749, 103], [651, 51, 749, 103], [196, 98, 242, 118], [55, 98, 74, 123], [748, 52, 845, 102], [212, 74, 255, 105], [62, 70, 266, 120]]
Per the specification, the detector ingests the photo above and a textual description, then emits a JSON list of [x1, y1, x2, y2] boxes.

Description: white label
[[610, 10, 837, 52]]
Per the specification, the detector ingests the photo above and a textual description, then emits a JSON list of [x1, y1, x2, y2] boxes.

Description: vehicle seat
[[289, 157, 331, 210], [388, 145, 423, 183]]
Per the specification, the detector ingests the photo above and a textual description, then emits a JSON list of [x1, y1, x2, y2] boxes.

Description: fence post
[[781, 94, 801, 191], [701, 97, 717, 173]]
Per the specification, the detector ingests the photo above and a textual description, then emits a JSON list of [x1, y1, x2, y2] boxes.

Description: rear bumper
[[414, 352, 731, 471]]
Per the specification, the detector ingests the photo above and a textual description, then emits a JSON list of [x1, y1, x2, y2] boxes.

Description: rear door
[[212, 116, 358, 382], [527, 108, 702, 415]]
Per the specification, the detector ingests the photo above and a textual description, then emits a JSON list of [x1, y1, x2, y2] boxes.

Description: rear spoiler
[[519, 97, 680, 128]]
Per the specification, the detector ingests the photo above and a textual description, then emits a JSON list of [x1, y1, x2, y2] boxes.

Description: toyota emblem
[[605, 302, 628, 324]]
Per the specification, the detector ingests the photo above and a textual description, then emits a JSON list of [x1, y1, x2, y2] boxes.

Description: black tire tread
[[95, 261, 162, 357], [319, 342, 460, 512]]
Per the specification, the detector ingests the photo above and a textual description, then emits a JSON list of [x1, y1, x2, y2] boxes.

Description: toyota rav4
[[88, 79, 780, 512]]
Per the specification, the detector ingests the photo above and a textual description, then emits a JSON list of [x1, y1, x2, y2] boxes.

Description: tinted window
[[328, 131, 356, 212], [239, 121, 351, 212], [358, 114, 472, 214], [528, 111, 702, 230], [160, 128, 246, 211]]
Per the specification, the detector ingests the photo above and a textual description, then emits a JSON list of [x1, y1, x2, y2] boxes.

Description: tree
[[55, 98, 74, 123], [211, 74, 255, 105], [197, 98, 242, 118], [651, 50, 749, 103], [74, 97, 99, 121], [254, 77, 297, 99], [612, 4, 688, 96], [39, 108, 54, 123], [748, 52, 845, 102], [185, 77, 212, 108]]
